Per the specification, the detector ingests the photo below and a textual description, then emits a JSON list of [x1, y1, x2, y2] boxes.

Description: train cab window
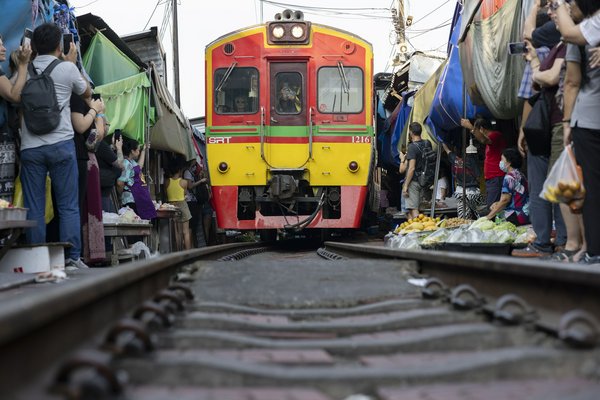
[[275, 72, 302, 114], [317, 66, 363, 113], [214, 67, 259, 114]]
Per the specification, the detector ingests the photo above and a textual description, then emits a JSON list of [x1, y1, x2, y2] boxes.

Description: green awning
[[83, 31, 140, 86], [94, 72, 152, 144]]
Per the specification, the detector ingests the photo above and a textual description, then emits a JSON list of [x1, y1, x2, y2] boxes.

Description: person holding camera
[[19, 23, 92, 270], [96, 130, 124, 213]]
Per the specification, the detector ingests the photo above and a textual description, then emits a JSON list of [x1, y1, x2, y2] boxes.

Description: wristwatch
[[551, 0, 566, 10]]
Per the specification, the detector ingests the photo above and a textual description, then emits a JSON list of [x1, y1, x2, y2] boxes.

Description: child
[[165, 158, 204, 250], [118, 138, 156, 220]]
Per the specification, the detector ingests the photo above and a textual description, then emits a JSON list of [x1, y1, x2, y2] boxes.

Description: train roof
[[205, 22, 373, 52]]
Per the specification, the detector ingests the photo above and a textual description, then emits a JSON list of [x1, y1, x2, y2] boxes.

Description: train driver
[[277, 81, 301, 113], [234, 95, 248, 112]]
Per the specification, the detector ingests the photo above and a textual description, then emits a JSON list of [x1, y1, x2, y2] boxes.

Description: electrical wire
[[410, 0, 452, 27], [75, 0, 100, 8], [261, 0, 392, 20], [143, 0, 167, 31]]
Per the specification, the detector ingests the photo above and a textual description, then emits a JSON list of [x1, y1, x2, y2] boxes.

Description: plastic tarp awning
[[461, 0, 524, 119], [401, 60, 447, 151], [426, 3, 490, 143], [388, 91, 416, 169], [0, 0, 53, 72], [94, 72, 151, 144], [149, 68, 196, 160], [82, 31, 140, 86]]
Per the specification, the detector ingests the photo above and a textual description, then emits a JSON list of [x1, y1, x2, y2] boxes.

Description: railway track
[[2, 240, 600, 399]]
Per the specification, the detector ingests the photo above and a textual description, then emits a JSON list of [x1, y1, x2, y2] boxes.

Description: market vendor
[[485, 148, 530, 225]]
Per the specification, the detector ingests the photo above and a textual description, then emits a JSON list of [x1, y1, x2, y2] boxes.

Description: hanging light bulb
[[466, 137, 477, 154]]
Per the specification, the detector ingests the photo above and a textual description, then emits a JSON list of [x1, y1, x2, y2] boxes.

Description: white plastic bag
[[540, 145, 585, 207]]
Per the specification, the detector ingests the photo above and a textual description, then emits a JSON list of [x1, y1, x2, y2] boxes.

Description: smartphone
[[114, 129, 122, 142], [22, 28, 33, 47], [508, 42, 527, 55], [92, 93, 102, 101], [62, 33, 73, 55]]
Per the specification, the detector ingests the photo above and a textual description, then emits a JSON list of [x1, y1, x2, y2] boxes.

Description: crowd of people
[[0, 22, 212, 269], [397, 0, 599, 266]]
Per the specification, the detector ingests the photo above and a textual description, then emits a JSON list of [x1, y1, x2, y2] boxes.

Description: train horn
[[274, 9, 304, 21]]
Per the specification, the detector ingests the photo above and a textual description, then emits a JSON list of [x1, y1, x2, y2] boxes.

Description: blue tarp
[[0, 0, 54, 73], [390, 91, 416, 169], [425, 3, 489, 143]]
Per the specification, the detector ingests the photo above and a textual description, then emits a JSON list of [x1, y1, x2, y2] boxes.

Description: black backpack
[[416, 140, 437, 187], [21, 59, 64, 135]]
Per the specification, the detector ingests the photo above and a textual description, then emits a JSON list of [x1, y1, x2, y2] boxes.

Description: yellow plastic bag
[[13, 175, 54, 224]]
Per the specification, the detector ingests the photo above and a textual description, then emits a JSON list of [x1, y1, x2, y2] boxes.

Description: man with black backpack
[[19, 23, 92, 270], [400, 122, 435, 219]]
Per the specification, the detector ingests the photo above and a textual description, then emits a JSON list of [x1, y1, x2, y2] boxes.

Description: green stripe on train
[[207, 125, 373, 136]]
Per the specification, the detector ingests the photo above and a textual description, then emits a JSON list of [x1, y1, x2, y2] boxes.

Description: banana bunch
[[395, 214, 440, 234], [544, 180, 585, 203]]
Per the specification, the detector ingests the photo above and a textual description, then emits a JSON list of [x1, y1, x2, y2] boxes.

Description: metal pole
[[430, 143, 442, 218], [462, 83, 467, 214], [260, 0, 264, 23], [172, 0, 181, 107], [397, 0, 406, 63]]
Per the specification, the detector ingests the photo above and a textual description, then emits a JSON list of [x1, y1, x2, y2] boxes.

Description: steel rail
[[323, 242, 600, 319], [0, 242, 261, 394]]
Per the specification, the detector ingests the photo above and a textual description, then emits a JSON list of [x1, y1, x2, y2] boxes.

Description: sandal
[[549, 249, 579, 263]]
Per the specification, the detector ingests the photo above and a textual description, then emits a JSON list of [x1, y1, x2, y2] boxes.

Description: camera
[[508, 42, 528, 55]]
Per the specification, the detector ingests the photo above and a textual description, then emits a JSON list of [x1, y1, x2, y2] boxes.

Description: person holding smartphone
[[0, 33, 32, 204], [69, 90, 106, 264], [19, 23, 93, 271]]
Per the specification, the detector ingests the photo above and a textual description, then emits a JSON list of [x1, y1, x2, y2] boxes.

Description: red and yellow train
[[205, 10, 375, 238]]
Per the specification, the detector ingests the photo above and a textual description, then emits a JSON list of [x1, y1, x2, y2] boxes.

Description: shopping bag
[[523, 91, 551, 157], [540, 145, 585, 213], [13, 175, 55, 224]]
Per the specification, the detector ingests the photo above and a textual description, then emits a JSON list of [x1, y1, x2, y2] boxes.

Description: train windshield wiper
[[337, 61, 350, 94], [215, 62, 238, 92]]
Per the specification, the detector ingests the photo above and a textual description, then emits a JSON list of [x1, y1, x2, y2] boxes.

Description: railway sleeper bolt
[[154, 289, 185, 312], [50, 349, 126, 398], [102, 318, 156, 356], [132, 300, 174, 328], [450, 284, 485, 311], [493, 293, 537, 325], [558, 309, 600, 349], [421, 277, 449, 300], [168, 283, 195, 300]]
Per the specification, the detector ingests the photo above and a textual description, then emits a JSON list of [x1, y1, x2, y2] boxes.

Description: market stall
[[385, 215, 531, 255]]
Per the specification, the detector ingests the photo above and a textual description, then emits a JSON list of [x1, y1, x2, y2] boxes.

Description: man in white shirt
[[20, 23, 92, 270]]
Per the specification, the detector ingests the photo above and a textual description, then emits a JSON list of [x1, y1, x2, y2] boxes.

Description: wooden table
[[155, 209, 182, 254], [103, 222, 152, 265]]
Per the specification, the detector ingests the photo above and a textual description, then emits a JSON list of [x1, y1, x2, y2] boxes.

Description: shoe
[[548, 249, 579, 262], [65, 258, 90, 270], [578, 253, 600, 265], [511, 244, 552, 258]]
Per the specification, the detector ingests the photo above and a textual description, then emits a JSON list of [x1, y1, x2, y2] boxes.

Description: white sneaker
[[65, 258, 90, 270]]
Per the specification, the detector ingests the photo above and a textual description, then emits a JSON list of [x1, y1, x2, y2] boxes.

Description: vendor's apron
[[127, 165, 157, 220]]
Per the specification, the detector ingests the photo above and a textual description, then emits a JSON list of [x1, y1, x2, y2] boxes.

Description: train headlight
[[291, 24, 304, 39], [348, 161, 359, 173], [272, 25, 285, 39], [218, 162, 229, 173]]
